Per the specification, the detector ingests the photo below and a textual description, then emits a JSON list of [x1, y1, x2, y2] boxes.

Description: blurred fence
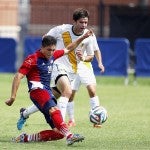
[[1, 1, 150, 76], [0, 38, 17, 73], [0, 37, 150, 80], [93, 38, 129, 77], [135, 39, 150, 77]]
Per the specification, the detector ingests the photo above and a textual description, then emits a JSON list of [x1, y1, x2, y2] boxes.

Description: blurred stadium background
[[1, 2, 150, 149], [0, 0, 150, 79]]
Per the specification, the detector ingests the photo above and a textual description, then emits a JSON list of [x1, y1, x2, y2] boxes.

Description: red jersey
[[18, 49, 64, 91]]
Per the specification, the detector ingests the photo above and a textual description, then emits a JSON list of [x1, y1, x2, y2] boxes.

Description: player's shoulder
[[25, 51, 39, 63], [61, 24, 72, 28], [55, 24, 71, 30], [51, 24, 72, 34], [59, 24, 72, 31]]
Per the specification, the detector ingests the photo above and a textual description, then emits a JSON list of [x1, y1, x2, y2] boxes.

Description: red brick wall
[[103, 0, 139, 5], [29, 0, 150, 36], [30, 0, 100, 26], [30, 0, 148, 26], [0, 0, 18, 26]]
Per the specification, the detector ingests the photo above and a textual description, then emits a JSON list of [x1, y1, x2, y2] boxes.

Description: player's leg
[[30, 89, 84, 145], [86, 84, 102, 128], [86, 84, 100, 109], [49, 106, 84, 145], [14, 89, 64, 142], [78, 62, 101, 128], [84, 78, 101, 110], [50, 64, 72, 121], [67, 90, 76, 127], [13, 129, 64, 142], [14, 128, 84, 145], [17, 86, 61, 130], [14, 89, 84, 145], [78, 63, 100, 109], [17, 104, 39, 130], [67, 75, 81, 127], [56, 75, 72, 121]]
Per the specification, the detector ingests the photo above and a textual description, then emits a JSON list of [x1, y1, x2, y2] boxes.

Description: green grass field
[[0, 73, 150, 150]]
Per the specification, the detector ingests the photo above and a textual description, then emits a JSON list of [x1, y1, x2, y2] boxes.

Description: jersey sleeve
[[92, 34, 100, 52], [18, 55, 36, 75], [85, 37, 95, 56], [53, 50, 65, 60]]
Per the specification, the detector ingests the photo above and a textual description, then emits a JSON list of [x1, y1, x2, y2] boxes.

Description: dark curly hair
[[73, 8, 89, 21]]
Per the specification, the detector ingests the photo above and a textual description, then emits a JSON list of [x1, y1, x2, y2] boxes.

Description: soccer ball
[[89, 106, 108, 125]]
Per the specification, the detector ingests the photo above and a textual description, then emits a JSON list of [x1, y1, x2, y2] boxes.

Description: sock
[[51, 110, 72, 137], [67, 101, 75, 122], [39, 130, 64, 141], [27, 130, 64, 142], [23, 104, 39, 118], [26, 133, 39, 142], [90, 96, 100, 109], [57, 97, 69, 121]]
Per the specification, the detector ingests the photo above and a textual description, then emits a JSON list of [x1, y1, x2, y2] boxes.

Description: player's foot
[[66, 134, 84, 145], [17, 108, 27, 130], [12, 133, 28, 143], [68, 120, 76, 127], [93, 124, 102, 128]]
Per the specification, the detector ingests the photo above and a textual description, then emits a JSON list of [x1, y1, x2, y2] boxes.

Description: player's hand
[[5, 98, 15, 106], [98, 63, 105, 73], [76, 50, 84, 61], [83, 29, 93, 38]]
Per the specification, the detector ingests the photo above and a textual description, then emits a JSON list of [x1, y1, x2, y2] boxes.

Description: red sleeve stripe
[[53, 50, 64, 60]]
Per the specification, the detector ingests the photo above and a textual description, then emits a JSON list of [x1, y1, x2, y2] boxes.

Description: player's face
[[42, 45, 56, 59], [73, 17, 88, 34]]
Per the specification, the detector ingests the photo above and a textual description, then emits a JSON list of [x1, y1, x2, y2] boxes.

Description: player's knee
[[62, 88, 72, 98]]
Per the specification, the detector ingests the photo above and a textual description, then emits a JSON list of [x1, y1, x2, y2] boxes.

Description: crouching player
[[5, 30, 92, 145]]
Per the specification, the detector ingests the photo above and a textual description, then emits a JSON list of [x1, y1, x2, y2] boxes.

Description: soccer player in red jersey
[[5, 30, 92, 145]]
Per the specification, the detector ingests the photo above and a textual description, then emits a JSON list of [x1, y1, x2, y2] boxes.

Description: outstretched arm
[[64, 30, 93, 54], [5, 72, 24, 106]]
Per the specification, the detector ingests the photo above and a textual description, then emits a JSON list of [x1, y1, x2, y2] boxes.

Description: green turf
[[0, 73, 150, 150]]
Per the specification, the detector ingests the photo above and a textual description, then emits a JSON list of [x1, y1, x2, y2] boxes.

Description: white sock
[[23, 104, 39, 118], [57, 96, 69, 121], [67, 101, 75, 122], [90, 96, 100, 109]]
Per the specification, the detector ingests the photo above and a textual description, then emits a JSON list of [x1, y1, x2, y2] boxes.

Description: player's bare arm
[[94, 50, 105, 73], [64, 30, 93, 54], [5, 72, 24, 106], [76, 50, 94, 62]]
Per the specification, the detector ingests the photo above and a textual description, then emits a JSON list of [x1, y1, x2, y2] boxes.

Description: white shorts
[[71, 62, 96, 91], [50, 63, 77, 88]]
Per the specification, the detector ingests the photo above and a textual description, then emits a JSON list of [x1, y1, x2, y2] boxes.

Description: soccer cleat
[[12, 133, 28, 143], [93, 124, 102, 128], [66, 134, 85, 145], [67, 120, 76, 128], [17, 108, 27, 130]]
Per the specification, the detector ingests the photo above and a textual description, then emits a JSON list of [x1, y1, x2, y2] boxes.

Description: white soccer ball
[[89, 106, 108, 125]]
